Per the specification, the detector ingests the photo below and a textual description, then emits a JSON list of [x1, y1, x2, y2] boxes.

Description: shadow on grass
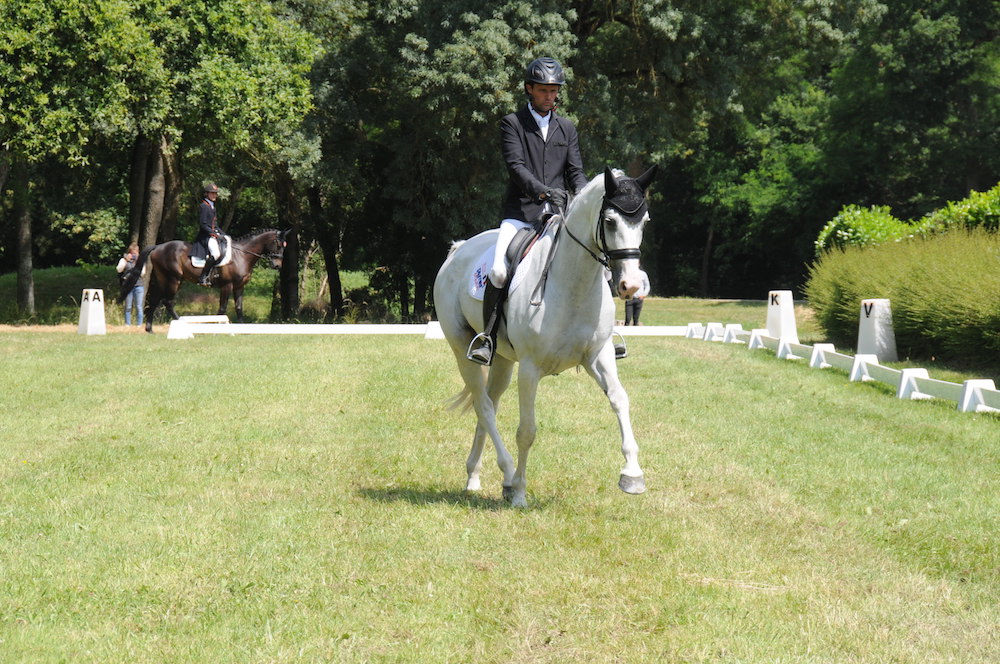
[[359, 484, 556, 510], [359, 484, 507, 510]]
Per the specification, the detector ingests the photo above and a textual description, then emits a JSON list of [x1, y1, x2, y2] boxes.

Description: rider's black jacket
[[499, 105, 588, 223]]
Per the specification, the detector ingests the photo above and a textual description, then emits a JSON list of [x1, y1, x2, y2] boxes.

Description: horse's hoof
[[619, 473, 646, 494], [502, 485, 513, 502], [465, 478, 481, 492]]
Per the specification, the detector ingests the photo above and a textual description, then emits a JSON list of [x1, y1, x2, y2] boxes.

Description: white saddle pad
[[469, 246, 527, 301], [191, 235, 234, 268]]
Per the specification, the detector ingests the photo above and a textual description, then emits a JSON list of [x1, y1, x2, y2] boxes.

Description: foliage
[[0, 0, 162, 163], [921, 181, 1000, 232], [5, 0, 1000, 311], [814, 204, 928, 255], [815, 182, 1000, 256], [805, 229, 1000, 367], [44, 207, 128, 264]]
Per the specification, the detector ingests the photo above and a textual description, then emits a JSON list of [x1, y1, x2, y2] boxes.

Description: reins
[[230, 231, 284, 261], [530, 195, 643, 305]]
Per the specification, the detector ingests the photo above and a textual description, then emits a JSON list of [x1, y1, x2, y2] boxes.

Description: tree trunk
[[397, 270, 410, 320], [699, 222, 714, 297], [413, 274, 428, 321], [128, 135, 152, 244], [139, 137, 166, 248], [221, 183, 244, 232], [160, 138, 182, 241], [12, 159, 34, 315], [0, 149, 11, 197], [307, 186, 344, 318], [272, 164, 301, 319]]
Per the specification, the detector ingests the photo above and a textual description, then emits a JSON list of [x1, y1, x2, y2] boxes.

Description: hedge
[[805, 229, 1000, 366]]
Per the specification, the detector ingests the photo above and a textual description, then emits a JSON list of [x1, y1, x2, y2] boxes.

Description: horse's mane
[[233, 228, 279, 244]]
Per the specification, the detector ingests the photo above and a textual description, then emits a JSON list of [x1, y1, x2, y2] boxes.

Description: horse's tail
[[444, 385, 474, 414], [118, 246, 154, 302]]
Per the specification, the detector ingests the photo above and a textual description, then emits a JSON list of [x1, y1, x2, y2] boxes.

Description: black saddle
[[502, 217, 552, 276]]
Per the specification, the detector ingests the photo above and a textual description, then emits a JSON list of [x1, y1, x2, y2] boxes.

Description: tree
[[0, 0, 156, 314], [824, 1, 1000, 218], [125, 0, 317, 252]]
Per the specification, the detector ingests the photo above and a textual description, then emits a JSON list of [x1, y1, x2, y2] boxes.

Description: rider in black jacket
[[468, 57, 589, 366], [193, 183, 222, 286]]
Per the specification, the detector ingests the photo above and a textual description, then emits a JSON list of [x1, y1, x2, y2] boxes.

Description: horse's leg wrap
[[467, 281, 506, 365]]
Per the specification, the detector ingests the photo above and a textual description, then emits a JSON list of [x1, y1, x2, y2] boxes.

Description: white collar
[[528, 104, 552, 129]]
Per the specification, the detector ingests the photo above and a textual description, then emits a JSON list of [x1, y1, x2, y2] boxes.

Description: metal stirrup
[[466, 332, 493, 365]]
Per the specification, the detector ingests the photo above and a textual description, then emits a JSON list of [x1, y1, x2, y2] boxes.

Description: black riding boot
[[467, 281, 504, 366], [198, 256, 218, 286]]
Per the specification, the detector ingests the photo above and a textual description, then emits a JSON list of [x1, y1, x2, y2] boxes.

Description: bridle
[[530, 190, 645, 305], [232, 231, 286, 262], [563, 192, 646, 269]]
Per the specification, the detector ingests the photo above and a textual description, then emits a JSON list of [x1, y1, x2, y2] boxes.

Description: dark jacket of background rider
[[191, 197, 218, 260]]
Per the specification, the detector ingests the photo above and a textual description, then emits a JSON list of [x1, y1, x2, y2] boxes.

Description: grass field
[[1, 311, 998, 662]]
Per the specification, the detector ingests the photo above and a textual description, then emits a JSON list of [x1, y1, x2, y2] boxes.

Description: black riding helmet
[[524, 57, 565, 86]]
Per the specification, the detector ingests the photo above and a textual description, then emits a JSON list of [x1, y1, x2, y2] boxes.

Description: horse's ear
[[604, 166, 618, 197], [635, 164, 658, 192]]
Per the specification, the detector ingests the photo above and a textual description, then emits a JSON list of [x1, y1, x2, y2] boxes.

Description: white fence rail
[[168, 315, 1000, 416], [739, 329, 999, 414]]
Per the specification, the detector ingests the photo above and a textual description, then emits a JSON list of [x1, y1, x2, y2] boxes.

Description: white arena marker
[[857, 298, 898, 363], [765, 290, 798, 343], [424, 321, 445, 339], [77, 289, 106, 336], [167, 319, 194, 340]]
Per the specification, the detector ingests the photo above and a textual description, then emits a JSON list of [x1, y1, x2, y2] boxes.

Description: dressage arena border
[[167, 316, 1000, 415]]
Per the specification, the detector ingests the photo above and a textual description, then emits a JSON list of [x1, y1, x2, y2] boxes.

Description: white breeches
[[208, 237, 221, 260], [489, 218, 533, 286]]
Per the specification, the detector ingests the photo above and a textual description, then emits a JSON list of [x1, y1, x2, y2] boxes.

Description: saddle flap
[[191, 234, 233, 268], [505, 225, 542, 266], [469, 246, 528, 302]]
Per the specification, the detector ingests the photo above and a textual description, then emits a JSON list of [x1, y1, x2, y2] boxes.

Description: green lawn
[[1, 327, 997, 662]]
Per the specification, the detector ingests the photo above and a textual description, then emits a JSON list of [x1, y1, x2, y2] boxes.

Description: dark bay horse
[[119, 229, 288, 332]]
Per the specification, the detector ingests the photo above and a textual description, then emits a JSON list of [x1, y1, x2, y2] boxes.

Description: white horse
[[433, 166, 657, 507]]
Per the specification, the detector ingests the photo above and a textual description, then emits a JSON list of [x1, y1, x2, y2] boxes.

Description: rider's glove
[[544, 188, 568, 208]]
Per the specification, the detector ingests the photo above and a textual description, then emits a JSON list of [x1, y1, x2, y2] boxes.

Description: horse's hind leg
[[465, 357, 514, 492], [585, 344, 645, 494], [453, 352, 515, 495], [143, 283, 161, 333]]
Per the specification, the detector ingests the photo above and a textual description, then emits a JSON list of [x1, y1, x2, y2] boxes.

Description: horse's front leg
[[217, 284, 232, 318], [586, 342, 645, 494], [510, 362, 542, 508], [233, 287, 245, 323]]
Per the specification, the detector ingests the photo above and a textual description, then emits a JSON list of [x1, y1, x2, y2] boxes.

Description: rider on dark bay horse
[[193, 182, 223, 286]]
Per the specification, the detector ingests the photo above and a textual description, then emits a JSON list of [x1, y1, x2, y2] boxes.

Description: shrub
[[805, 229, 1000, 366], [814, 204, 926, 256], [920, 182, 1000, 233]]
